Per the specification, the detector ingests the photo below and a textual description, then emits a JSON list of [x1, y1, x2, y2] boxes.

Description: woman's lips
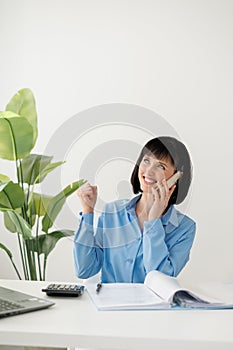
[[143, 177, 156, 185]]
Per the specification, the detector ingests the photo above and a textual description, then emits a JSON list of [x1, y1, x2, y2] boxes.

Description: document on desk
[[87, 282, 170, 310], [86, 271, 233, 311]]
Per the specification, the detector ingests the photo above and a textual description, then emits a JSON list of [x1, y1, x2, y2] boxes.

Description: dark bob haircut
[[130, 136, 192, 205]]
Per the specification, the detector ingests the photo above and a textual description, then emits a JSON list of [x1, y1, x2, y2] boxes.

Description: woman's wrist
[[82, 208, 94, 214]]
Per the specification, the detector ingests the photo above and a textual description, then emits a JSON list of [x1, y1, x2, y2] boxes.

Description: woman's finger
[[156, 180, 166, 199]]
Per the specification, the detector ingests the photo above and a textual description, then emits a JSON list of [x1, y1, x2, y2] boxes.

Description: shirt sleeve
[[142, 218, 196, 277], [73, 212, 104, 279]]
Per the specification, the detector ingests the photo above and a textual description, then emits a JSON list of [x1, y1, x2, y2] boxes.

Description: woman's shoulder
[[102, 198, 131, 213], [173, 207, 196, 227]]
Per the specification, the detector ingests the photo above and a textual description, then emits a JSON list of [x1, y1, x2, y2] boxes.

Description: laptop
[[0, 285, 55, 318]]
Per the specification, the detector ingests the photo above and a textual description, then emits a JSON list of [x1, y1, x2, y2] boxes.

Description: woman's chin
[[141, 185, 153, 194]]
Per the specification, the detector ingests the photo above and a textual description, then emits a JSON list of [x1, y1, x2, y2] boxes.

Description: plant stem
[[17, 233, 28, 279], [27, 184, 32, 226], [15, 159, 21, 185], [19, 160, 30, 218], [18, 159, 30, 225], [30, 239, 37, 280], [15, 160, 28, 222], [25, 240, 37, 280], [43, 255, 48, 281], [35, 201, 42, 280], [22, 240, 30, 280], [16, 157, 36, 280], [10, 259, 22, 279]]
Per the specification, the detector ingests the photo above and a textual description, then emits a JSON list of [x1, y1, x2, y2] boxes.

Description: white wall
[[0, 0, 233, 284]]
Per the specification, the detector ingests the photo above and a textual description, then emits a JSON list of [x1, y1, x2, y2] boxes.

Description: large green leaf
[[42, 179, 86, 233], [26, 193, 52, 229], [34, 161, 64, 184], [0, 204, 19, 233], [0, 111, 34, 160], [30, 192, 52, 217], [3, 208, 21, 233], [0, 174, 10, 183], [6, 210, 32, 239], [30, 229, 74, 256], [20, 154, 53, 185], [0, 181, 25, 209], [6, 88, 38, 145]]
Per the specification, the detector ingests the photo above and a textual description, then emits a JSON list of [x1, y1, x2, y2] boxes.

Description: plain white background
[[0, 0, 232, 285]]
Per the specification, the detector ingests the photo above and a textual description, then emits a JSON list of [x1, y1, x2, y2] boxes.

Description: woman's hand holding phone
[[148, 171, 182, 220], [148, 179, 176, 220]]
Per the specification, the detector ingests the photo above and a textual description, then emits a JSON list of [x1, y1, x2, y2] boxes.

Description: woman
[[74, 136, 196, 283]]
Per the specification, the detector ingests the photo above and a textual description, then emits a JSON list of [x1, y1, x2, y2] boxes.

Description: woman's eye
[[143, 158, 150, 164], [157, 164, 165, 170]]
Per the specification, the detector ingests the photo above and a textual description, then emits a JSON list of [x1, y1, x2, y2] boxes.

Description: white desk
[[0, 279, 233, 350]]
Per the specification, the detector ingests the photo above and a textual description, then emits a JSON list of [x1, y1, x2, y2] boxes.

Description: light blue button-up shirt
[[73, 195, 196, 283]]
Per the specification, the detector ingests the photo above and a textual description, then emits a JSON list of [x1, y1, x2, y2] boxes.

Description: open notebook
[[86, 270, 233, 311], [0, 285, 55, 318]]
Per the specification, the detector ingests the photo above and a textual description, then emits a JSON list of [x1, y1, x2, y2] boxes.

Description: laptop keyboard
[[0, 298, 24, 311]]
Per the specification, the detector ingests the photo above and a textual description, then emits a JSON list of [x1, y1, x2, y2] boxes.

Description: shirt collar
[[126, 194, 141, 211], [126, 194, 179, 228], [161, 205, 179, 227]]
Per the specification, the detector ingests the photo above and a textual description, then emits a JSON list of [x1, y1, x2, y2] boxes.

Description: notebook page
[[145, 270, 182, 302], [86, 283, 170, 310], [144, 271, 226, 306]]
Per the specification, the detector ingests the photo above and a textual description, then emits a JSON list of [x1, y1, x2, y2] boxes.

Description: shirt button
[[126, 258, 133, 264]]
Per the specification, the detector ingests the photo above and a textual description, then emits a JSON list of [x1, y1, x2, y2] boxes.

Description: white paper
[[87, 282, 170, 310]]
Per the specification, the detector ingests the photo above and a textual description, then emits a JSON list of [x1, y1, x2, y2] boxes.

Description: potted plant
[[0, 88, 85, 280]]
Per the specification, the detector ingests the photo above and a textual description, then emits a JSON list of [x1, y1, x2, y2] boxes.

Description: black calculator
[[42, 284, 85, 297]]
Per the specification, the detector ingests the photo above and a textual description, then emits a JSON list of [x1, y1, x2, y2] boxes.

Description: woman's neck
[[136, 192, 153, 216]]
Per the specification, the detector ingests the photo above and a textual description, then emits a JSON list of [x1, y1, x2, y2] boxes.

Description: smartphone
[[154, 170, 183, 190]]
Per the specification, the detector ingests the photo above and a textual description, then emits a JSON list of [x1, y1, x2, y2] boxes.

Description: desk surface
[[0, 279, 233, 350]]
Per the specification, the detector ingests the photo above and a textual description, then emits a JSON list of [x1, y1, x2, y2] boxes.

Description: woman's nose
[[145, 165, 156, 177]]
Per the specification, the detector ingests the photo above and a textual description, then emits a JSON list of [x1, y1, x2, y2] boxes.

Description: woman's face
[[138, 153, 176, 193]]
